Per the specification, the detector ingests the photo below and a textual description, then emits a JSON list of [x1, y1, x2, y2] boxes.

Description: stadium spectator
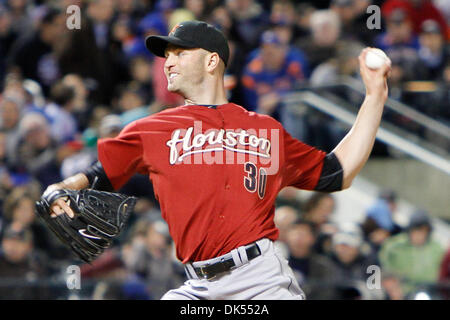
[[320, 223, 377, 299], [10, 112, 61, 188], [379, 209, 446, 296], [302, 193, 336, 232], [417, 19, 449, 80], [58, 0, 129, 105], [0, 130, 13, 220], [44, 80, 79, 144], [4, 0, 33, 36], [363, 189, 401, 235], [131, 0, 178, 62], [241, 29, 309, 120], [184, 0, 206, 20], [128, 56, 155, 107], [116, 83, 150, 126], [329, 0, 376, 43], [61, 73, 93, 133], [0, 95, 22, 157], [273, 205, 299, 258], [376, 6, 419, 51], [381, 0, 448, 40], [285, 219, 335, 299], [381, 272, 405, 300], [302, 193, 338, 257], [123, 219, 184, 299], [0, 6, 17, 84], [296, 9, 342, 72], [268, 1, 297, 45], [6, 7, 66, 94], [0, 184, 69, 261], [0, 224, 49, 299], [225, 0, 270, 53]]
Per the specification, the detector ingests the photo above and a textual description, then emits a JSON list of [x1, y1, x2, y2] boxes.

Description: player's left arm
[[333, 48, 391, 189]]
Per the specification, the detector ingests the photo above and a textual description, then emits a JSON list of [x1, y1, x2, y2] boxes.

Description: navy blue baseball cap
[[145, 20, 230, 66]]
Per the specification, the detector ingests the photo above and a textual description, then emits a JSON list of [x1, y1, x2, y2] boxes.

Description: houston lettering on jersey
[[166, 122, 272, 165]]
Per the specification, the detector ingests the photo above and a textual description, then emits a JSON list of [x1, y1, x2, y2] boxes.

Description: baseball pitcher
[[38, 21, 391, 300]]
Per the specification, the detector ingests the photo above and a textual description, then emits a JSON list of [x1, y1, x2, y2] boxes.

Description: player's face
[[164, 44, 207, 96]]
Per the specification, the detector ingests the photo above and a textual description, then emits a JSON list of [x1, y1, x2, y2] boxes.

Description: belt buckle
[[198, 264, 216, 280]]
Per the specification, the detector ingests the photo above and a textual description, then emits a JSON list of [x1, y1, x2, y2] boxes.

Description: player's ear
[[205, 52, 220, 73]]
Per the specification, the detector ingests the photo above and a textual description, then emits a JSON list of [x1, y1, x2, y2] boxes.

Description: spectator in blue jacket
[[241, 29, 309, 121]]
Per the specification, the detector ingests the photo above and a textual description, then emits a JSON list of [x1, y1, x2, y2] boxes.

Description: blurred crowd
[[0, 0, 449, 299]]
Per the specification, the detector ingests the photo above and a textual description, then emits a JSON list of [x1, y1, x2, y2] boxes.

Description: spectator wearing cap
[[379, 209, 446, 296], [241, 29, 309, 121], [320, 223, 377, 299], [417, 19, 449, 80], [139, 0, 178, 39], [0, 224, 49, 299], [375, 7, 420, 52], [122, 0, 180, 61], [364, 190, 402, 234]]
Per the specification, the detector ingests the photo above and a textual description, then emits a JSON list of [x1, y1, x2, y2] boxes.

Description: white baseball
[[365, 48, 389, 69]]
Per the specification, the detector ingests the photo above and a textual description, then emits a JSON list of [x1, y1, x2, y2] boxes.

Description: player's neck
[[184, 77, 228, 106]]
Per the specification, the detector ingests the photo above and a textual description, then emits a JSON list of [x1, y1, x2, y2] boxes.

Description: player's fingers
[[382, 57, 392, 77], [50, 204, 64, 217], [51, 199, 75, 218]]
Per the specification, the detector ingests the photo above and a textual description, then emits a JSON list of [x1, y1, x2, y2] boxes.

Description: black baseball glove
[[35, 188, 136, 263]]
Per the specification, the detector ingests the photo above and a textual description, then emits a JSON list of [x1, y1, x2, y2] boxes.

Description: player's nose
[[164, 53, 177, 70]]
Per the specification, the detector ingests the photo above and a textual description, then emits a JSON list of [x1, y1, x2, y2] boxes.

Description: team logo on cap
[[169, 23, 182, 36]]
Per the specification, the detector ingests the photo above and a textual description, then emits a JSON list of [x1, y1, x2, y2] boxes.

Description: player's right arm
[[43, 161, 114, 218], [44, 173, 90, 218], [44, 120, 146, 218]]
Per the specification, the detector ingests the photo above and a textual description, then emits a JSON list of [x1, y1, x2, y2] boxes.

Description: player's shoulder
[[228, 103, 284, 128], [118, 105, 186, 132]]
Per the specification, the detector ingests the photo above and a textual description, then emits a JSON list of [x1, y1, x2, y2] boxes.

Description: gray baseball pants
[[161, 238, 306, 300]]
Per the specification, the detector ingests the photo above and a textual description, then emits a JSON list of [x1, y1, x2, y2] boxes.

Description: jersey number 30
[[244, 162, 267, 199]]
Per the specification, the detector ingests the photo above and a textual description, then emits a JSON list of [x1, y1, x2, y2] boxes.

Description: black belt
[[190, 243, 261, 280]]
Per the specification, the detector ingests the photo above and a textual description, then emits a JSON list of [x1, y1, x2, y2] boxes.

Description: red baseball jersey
[[97, 103, 326, 263]]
